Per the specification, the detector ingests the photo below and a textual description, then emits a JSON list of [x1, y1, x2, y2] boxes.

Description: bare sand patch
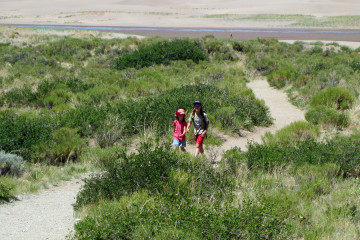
[[1, 1, 360, 28]]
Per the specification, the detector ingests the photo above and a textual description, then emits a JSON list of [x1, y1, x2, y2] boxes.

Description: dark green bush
[[0, 151, 26, 176], [309, 87, 355, 110], [60, 105, 109, 136], [115, 39, 208, 70], [114, 84, 272, 136], [0, 111, 58, 160], [305, 105, 350, 128], [31, 127, 85, 164]]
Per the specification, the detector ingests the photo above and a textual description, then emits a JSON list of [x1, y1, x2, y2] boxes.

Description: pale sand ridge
[[1, 0, 360, 28]]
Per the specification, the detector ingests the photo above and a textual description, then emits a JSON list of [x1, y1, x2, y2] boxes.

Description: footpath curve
[[187, 78, 305, 160], [0, 178, 82, 240], [0, 78, 305, 240]]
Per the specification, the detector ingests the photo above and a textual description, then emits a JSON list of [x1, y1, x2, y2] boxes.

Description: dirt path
[[0, 178, 82, 240], [187, 78, 305, 160], [0, 78, 304, 240]]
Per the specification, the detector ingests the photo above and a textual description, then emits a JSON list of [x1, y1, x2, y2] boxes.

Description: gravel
[[0, 178, 83, 240]]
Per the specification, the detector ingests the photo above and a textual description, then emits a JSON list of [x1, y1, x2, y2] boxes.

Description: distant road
[[2, 24, 360, 41]]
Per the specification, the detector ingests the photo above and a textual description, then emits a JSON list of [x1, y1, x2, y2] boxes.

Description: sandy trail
[[0, 78, 305, 240], [186, 78, 305, 160], [0, 178, 82, 240]]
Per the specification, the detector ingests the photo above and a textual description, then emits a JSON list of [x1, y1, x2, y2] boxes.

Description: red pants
[[194, 134, 205, 145]]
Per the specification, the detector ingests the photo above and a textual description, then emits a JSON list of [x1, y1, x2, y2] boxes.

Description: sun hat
[[175, 108, 186, 116], [193, 100, 202, 105]]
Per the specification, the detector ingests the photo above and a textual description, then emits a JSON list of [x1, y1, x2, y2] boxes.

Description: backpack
[[191, 111, 208, 137]]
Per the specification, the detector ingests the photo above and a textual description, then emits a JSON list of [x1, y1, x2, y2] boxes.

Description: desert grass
[[0, 159, 98, 196]]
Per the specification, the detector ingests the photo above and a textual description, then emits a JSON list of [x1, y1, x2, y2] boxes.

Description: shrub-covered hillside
[[239, 38, 360, 128], [1, 31, 360, 239], [0, 35, 273, 201]]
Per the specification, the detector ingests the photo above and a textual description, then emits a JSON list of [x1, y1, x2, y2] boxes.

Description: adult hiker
[[187, 101, 209, 157]]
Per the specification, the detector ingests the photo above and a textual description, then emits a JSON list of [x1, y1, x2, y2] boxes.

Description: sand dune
[[1, 0, 360, 28]]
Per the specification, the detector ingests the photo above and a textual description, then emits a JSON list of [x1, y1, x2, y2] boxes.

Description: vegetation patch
[[115, 39, 208, 70], [0, 151, 26, 176], [72, 145, 288, 239], [246, 134, 360, 177]]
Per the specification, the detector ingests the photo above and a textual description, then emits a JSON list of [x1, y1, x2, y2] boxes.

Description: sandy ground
[[0, 178, 82, 240], [1, 0, 360, 28]]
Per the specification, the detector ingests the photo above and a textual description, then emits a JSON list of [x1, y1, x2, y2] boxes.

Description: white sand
[[0, 0, 360, 28]]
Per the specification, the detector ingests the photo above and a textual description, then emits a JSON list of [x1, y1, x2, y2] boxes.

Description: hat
[[193, 100, 202, 105], [175, 108, 186, 116]]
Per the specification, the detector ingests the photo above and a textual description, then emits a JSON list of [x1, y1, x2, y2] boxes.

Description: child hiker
[[172, 108, 187, 152], [187, 101, 209, 157]]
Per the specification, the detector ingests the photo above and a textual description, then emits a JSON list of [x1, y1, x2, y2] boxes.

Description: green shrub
[[60, 105, 109, 136], [305, 105, 350, 128], [72, 192, 287, 240], [3, 86, 36, 107], [0, 111, 58, 160], [309, 87, 355, 110], [115, 39, 208, 70], [94, 114, 126, 148], [0, 151, 26, 176], [0, 180, 13, 202], [74, 144, 235, 209], [262, 121, 320, 147], [80, 145, 127, 169], [246, 134, 360, 177], [31, 127, 86, 164]]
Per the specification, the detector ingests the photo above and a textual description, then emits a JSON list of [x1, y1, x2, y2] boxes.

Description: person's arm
[[180, 123, 187, 137], [201, 121, 209, 137], [186, 121, 192, 133]]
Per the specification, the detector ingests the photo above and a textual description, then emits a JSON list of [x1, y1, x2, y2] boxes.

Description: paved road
[[2, 24, 360, 41]]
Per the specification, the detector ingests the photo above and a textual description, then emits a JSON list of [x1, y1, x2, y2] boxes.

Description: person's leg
[[180, 141, 186, 152], [194, 135, 204, 157], [172, 140, 180, 150], [199, 144, 204, 154], [195, 143, 201, 157]]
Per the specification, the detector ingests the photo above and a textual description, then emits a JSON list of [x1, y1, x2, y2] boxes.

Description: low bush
[[309, 87, 355, 110], [72, 192, 287, 240], [31, 127, 86, 164], [262, 121, 320, 147], [0, 151, 26, 176], [94, 114, 126, 148], [305, 105, 350, 128], [74, 144, 235, 209], [115, 39, 208, 70], [0, 180, 13, 202], [0, 111, 58, 160], [245, 134, 360, 177], [80, 145, 128, 169]]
